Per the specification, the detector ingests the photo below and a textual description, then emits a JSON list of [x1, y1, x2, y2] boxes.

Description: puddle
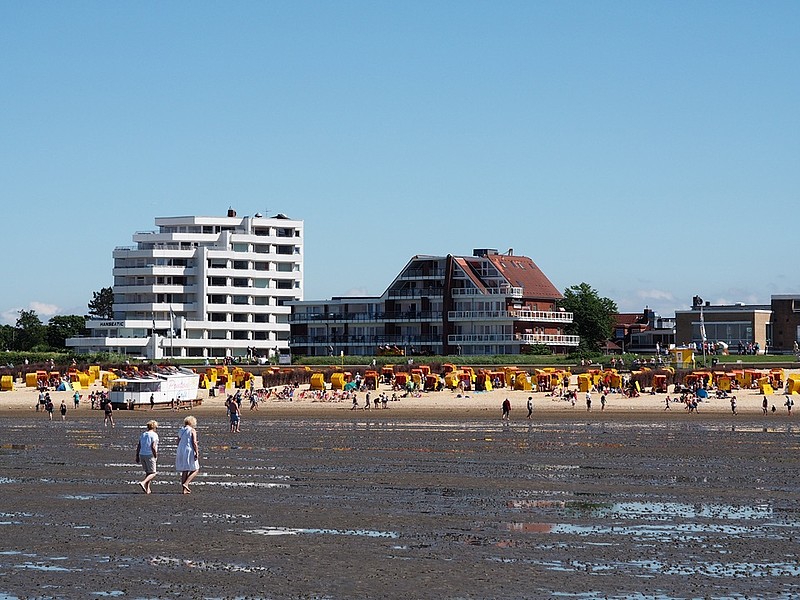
[[245, 527, 399, 538], [588, 501, 775, 521], [500, 521, 792, 542], [150, 555, 271, 573], [510, 499, 784, 522], [0, 478, 17, 485], [13, 562, 74, 572], [199, 482, 290, 489], [488, 555, 800, 579], [92, 592, 125, 597], [62, 494, 115, 501], [508, 500, 567, 509]]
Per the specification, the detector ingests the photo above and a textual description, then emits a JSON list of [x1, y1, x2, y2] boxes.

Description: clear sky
[[1, 1, 798, 326]]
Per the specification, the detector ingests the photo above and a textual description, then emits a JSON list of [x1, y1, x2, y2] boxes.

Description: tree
[[558, 283, 618, 354], [15, 309, 46, 351], [0, 324, 15, 351], [47, 315, 87, 349], [88, 287, 114, 319]]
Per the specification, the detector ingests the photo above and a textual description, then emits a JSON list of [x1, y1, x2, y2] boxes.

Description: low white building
[[67, 209, 303, 361]]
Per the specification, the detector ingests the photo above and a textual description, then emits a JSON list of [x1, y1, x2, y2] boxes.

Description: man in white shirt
[[135, 420, 159, 494]]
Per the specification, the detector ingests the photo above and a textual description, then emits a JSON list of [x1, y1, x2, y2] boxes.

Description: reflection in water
[[246, 526, 399, 538]]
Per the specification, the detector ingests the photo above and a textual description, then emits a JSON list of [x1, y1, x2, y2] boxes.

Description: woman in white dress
[[175, 415, 200, 494]]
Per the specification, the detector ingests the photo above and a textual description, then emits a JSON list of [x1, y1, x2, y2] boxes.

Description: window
[[208, 313, 227, 322], [276, 245, 294, 255], [253, 314, 269, 323], [233, 260, 249, 270], [208, 258, 227, 269], [276, 280, 293, 290], [208, 295, 227, 305], [232, 243, 249, 252], [209, 277, 227, 287], [232, 295, 249, 305], [253, 331, 269, 340], [232, 331, 249, 340], [232, 314, 249, 323], [233, 278, 249, 288]]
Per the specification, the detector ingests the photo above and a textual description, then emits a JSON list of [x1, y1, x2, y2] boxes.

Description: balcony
[[387, 288, 443, 298], [509, 310, 573, 323], [291, 334, 441, 347], [450, 286, 523, 298], [448, 310, 572, 323], [398, 268, 445, 280], [290, 311, 443, 323], [448, 311, 515, 321], [66, 336, 150, 349], [447, 333, 580, 346]]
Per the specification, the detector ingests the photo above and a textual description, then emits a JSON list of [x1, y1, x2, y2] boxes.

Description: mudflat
[[0, 405, 798, 599]]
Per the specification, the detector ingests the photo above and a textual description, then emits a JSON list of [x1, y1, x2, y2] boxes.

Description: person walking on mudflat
[[502, 398, 511, 421], [104, 399, 114, 427], [135, 420, 159, 494], [526, 397, 533, 420], [176, 416, 200, 494], [229, 397, 241, 432]]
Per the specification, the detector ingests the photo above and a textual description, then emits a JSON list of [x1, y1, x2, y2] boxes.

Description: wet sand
[[0, 386, 799, 599]]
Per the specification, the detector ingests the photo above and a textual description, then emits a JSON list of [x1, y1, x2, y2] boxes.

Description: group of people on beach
[[135, 416, 200, 495], [349, 391, 397, 410]]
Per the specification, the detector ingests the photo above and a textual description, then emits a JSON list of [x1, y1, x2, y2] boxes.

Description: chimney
[[227, 208, 237, 217]]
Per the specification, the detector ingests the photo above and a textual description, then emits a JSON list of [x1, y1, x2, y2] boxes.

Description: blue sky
[[1, 1, 798, 326]]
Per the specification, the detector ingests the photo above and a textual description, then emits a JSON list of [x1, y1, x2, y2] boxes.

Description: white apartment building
[[67, 209, 303, 360]]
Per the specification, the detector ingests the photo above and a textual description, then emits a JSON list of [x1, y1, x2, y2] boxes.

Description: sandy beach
[[0, 386, 798, 599], [1, 371, 797, 419]]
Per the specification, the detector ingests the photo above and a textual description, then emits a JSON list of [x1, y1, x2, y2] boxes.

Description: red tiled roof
[[614, 313, 641, 326], [486, 254, 562, 300]]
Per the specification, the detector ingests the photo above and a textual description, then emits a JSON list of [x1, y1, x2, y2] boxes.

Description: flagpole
[[700, 304, 707, 367]]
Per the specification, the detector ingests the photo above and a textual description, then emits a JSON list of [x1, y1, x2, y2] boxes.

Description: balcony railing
[[447, 333, 580, 346], [291, 311, 442, 323], [450, 286, 523, 298], [398, 268, 445, 280], [447, 310, 513, 321], [291, 334, 441, 346], [447, 310, 573, 323], [386, 288, 443, 298], [508, 310, 573, 323]]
